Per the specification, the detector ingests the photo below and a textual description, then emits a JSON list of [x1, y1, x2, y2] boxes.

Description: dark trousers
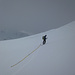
[[43, 40, 46, 45]]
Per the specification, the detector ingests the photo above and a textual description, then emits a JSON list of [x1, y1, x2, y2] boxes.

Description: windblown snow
[[0, 21, 75, 75]]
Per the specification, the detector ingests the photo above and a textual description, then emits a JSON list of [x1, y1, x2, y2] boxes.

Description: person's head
[[45, 35, 47, 37]]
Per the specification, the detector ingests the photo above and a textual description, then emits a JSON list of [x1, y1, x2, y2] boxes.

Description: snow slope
[[0, 21, 75, 75]]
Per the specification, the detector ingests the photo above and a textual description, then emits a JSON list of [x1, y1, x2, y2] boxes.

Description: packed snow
[[0, 21, 75, 75]]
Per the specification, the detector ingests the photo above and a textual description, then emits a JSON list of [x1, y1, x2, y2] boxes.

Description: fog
[[0, 0, 75, 34]]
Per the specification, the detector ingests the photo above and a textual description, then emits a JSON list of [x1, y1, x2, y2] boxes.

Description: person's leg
[[43, 40, 46, 45]]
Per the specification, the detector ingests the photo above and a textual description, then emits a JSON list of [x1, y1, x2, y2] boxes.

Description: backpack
[[42, 36, 44, 40]]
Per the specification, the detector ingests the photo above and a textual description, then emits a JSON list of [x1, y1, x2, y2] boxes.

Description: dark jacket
[[42, 35, 47, 41]]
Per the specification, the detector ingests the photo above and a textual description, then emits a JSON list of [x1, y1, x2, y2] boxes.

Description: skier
[[42, 35, 47, 45]]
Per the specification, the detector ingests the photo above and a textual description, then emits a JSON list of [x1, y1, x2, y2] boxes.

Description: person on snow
[[42, 35, 47, 45]]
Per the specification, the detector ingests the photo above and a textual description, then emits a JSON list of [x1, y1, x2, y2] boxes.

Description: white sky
[[0, 21, 75, 75], [0, 0, 75, 34]]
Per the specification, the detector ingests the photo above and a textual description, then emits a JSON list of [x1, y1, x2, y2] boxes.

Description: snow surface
[[0, 21, 75, 75]]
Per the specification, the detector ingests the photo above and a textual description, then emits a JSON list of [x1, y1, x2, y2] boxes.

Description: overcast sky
[[0, 0, 75, 35]]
